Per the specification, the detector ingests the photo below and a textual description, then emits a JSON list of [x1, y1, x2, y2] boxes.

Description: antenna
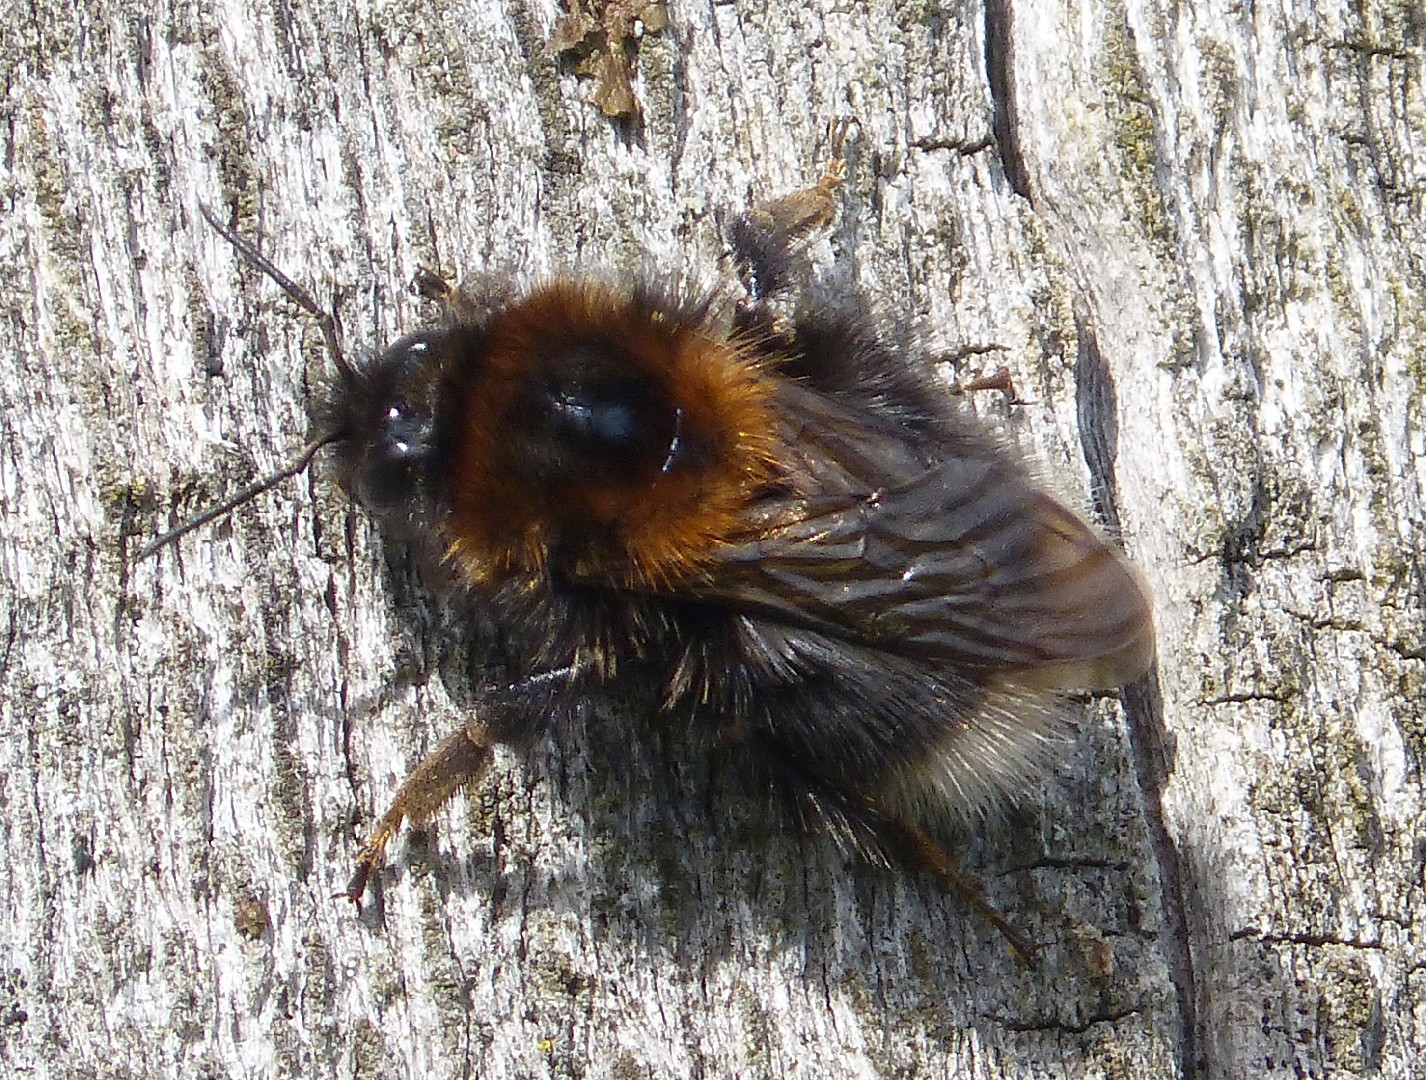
[[135, 432, 344, 559], [136, 206, 354, 559], [197, 204, 355, 382]]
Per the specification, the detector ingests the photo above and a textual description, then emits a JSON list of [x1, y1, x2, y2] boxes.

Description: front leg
[[345, 725, 495, 903], [345, 664, 584, 902], [411, 266, 520, 326], [728, 116, 855, 303]]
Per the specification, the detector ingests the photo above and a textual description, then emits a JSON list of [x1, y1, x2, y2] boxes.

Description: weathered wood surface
[[1, 0, 1422, 1077]]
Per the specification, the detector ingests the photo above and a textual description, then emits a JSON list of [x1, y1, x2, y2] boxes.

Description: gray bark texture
[[1, 0, 1423, 1077]]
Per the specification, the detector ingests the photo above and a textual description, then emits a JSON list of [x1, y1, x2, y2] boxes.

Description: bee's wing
[[700, 431, 1156, 692]]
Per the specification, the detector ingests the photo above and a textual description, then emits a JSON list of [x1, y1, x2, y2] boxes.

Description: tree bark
[[2, 0, 1423, 1077]]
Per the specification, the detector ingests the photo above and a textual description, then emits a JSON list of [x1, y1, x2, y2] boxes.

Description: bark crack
[[1073, 302, 1206, 1079], [982, 0, 1032, 202]]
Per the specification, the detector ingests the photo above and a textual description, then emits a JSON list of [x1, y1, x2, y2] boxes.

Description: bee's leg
[[747, 730, 1037, 965], [875, 814, 1040, 966], [411, 267, 517, 325], [728, 116, 855, 305], [344, 663, 584, 904], [344, 725, 494, 904]]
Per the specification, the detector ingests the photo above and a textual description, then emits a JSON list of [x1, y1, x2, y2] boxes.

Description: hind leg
[[745, 730, 1038, 965]]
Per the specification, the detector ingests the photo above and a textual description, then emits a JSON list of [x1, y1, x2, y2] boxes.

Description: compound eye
[[358, 403, 428, 509]]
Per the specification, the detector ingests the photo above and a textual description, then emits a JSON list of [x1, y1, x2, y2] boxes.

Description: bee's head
[[327, 330, 464, 521]]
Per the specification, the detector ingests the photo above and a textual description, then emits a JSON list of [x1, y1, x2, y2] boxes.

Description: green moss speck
[[269, 724, 312, 877], [197, 55, 256, 218], [1100, 7, 1172, 250], [348, 1019, 392, 1077]]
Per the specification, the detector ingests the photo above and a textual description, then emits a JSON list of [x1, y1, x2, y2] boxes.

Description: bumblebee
[[146, 122, 1154, 958]]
